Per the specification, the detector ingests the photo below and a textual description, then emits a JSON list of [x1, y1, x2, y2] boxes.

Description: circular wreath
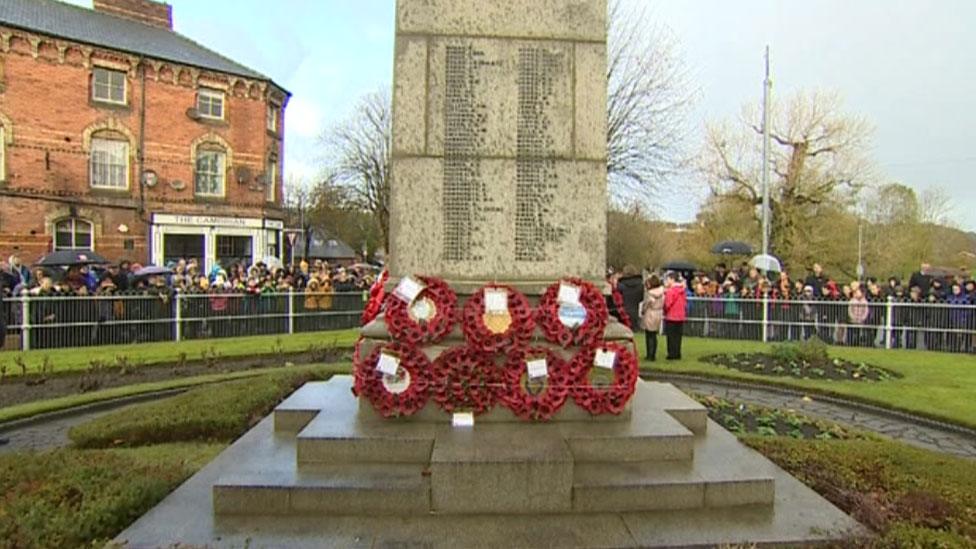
[[499, 346, 573, 422], [361, 270, 389, 326], [352, 341, 431, 418], [611, 287, 632, 330], [570, 341, 639, 416], [431, 346, 506, 415], [384, 275, 458, 345], [536, 277, 609, 348], [461, 284, 535, 353]]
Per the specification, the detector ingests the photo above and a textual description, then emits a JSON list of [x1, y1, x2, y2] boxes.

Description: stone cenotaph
[[115, 1, 864, 546]]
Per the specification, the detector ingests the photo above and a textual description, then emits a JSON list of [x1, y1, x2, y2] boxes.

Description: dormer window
[[197, 88, 224, 120], [92, 67, 127, 105]]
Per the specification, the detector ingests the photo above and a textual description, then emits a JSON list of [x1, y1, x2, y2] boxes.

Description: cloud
[[285, 96, 324, 140]]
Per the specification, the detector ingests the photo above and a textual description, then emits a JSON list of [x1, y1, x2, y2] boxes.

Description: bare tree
[[320, 91, 392, 253], [607, 0, 696, 203], [702, 90, 875, 266]]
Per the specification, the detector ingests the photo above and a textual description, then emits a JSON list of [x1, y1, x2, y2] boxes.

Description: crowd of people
[[0, 255, 375, 349], [610, 261, 976, 356]]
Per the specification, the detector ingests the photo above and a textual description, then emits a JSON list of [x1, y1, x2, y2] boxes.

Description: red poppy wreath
[[499, 346, 573, 422], [353, 341, 431, 418], [361, 270, 389, 326], [570, 341, 639, 415], [461, 284, 535, 353], [537, 277, 609, 348], [384, 275, 457, 345], [431, 346, 506, 415]]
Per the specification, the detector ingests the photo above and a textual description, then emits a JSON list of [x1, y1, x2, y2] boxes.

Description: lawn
[[0, 329, 360, 377], [645, 337, 976, 430]]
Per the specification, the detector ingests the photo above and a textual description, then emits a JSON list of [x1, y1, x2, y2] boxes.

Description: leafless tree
[[320, 91, 392, 253], [607, 0, 696, 203], [702, 90, 875, 264]]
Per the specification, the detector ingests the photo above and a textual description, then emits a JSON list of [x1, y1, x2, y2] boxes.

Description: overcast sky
[[64, 0, 976, 230]]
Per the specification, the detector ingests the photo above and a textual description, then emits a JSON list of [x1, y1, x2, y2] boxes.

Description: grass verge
[[745, 437, 976, 547], [644, 337, 976, 430], [69, 366, 339, 448], [0, 363, 352, 425], [0, 442, 224, 549], [0, 329, 360, 377]]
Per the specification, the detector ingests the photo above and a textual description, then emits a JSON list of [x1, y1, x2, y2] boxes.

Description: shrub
[[69, 368, 332, 449], [746, 437, 976, 546], [770, 336, 829, 365], [0, 443, 221, 548]]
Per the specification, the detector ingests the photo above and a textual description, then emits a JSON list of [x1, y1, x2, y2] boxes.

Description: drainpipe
[[137, 58, 147, 220]]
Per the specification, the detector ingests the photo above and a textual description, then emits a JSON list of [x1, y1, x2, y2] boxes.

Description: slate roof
[[0, 0, 270, 81], [294, 230, 358, 261]]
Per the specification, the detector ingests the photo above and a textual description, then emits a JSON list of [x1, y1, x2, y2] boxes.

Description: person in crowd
[[847, 287, 870, 347], [616, 265, 644, 329], [946, 283, 972, 353], [640, 274, 664, 361], [663, 272, 687, 360], [804, 263, 828, 297], [6, 255, 31, 288], [909, 263, 932, 296]]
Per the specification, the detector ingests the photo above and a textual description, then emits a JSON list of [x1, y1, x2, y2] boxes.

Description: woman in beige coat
[[640, 274, 665, 361]]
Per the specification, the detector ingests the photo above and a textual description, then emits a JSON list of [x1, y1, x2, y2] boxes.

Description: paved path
[[0, 389, 185, 454], [659, 374, 976, 460]]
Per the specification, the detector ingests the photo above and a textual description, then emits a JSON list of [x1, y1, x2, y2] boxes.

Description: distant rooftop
[[0, 0, 272, 82]]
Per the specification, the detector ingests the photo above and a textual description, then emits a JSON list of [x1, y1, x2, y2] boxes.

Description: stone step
[[213, 463, 430, 516], [573, 460, 773, 512], [558, 404, 695, 462], [296, 411, 436, 465], [429, 425, 574, 514], [638, 380, 709, 434]]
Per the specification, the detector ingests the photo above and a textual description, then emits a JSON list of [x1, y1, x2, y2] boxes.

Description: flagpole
[[761, 46, 772, 258]]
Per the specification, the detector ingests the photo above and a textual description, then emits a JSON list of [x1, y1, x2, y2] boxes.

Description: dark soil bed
[[0, 345, 350, 409], [695, 394, 866, 440], [703, 352, 900, 382]]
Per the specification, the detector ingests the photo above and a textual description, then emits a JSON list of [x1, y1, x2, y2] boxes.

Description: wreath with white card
[[536, 277, 609, 348], [352, 341, 431, 418], [461, 284, 535, 353], [384, 275, 458, 345], [499, 346, 572, 422], [569, 341, 639, 416]]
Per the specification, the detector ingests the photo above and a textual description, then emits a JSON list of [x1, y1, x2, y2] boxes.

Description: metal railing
[[0, 291, 365, 351], [684, 296, 976, 353]]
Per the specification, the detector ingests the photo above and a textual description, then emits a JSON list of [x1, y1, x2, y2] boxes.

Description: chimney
[[93, 0, 173, 30]]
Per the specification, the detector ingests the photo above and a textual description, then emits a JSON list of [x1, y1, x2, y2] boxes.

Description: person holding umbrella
[[663, 272, 688, 360]]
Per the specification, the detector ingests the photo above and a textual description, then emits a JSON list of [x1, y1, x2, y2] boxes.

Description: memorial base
[[115, 376, 866, 547]]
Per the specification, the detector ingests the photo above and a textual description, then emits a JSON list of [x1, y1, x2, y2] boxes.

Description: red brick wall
[[0, 25, 287, 265]]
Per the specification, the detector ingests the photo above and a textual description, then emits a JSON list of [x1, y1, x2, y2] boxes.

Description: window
[[54, 218, 93, 251], [195, 148, 225, 196], [265, 157, 277, 202], [92, 68, 126, 105], [196, 89, 224, 119], [266, 103, 278, 132], [90, 138, 129, 189]]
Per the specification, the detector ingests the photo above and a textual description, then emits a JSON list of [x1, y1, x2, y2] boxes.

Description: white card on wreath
[[594, 349, 617, 370], [452, 412, 475, 428], [393, 276, 425, 303], [557, 283, 582, 306], [377, 353, 400, 376], [484, 289, 508, 314], [527, 358, 548, 379]]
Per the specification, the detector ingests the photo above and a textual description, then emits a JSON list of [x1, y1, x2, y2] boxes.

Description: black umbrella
[[35, 250, 110, 267], [662, 260, 697, 272], [710, 240, 754, 256], [133, 265, 173, 278]]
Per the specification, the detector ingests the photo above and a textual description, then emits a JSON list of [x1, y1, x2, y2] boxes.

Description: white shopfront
[[150, 214, 284, 272]]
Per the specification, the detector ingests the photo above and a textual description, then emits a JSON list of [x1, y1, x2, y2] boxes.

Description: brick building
[[0, 0, 290, 272]]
